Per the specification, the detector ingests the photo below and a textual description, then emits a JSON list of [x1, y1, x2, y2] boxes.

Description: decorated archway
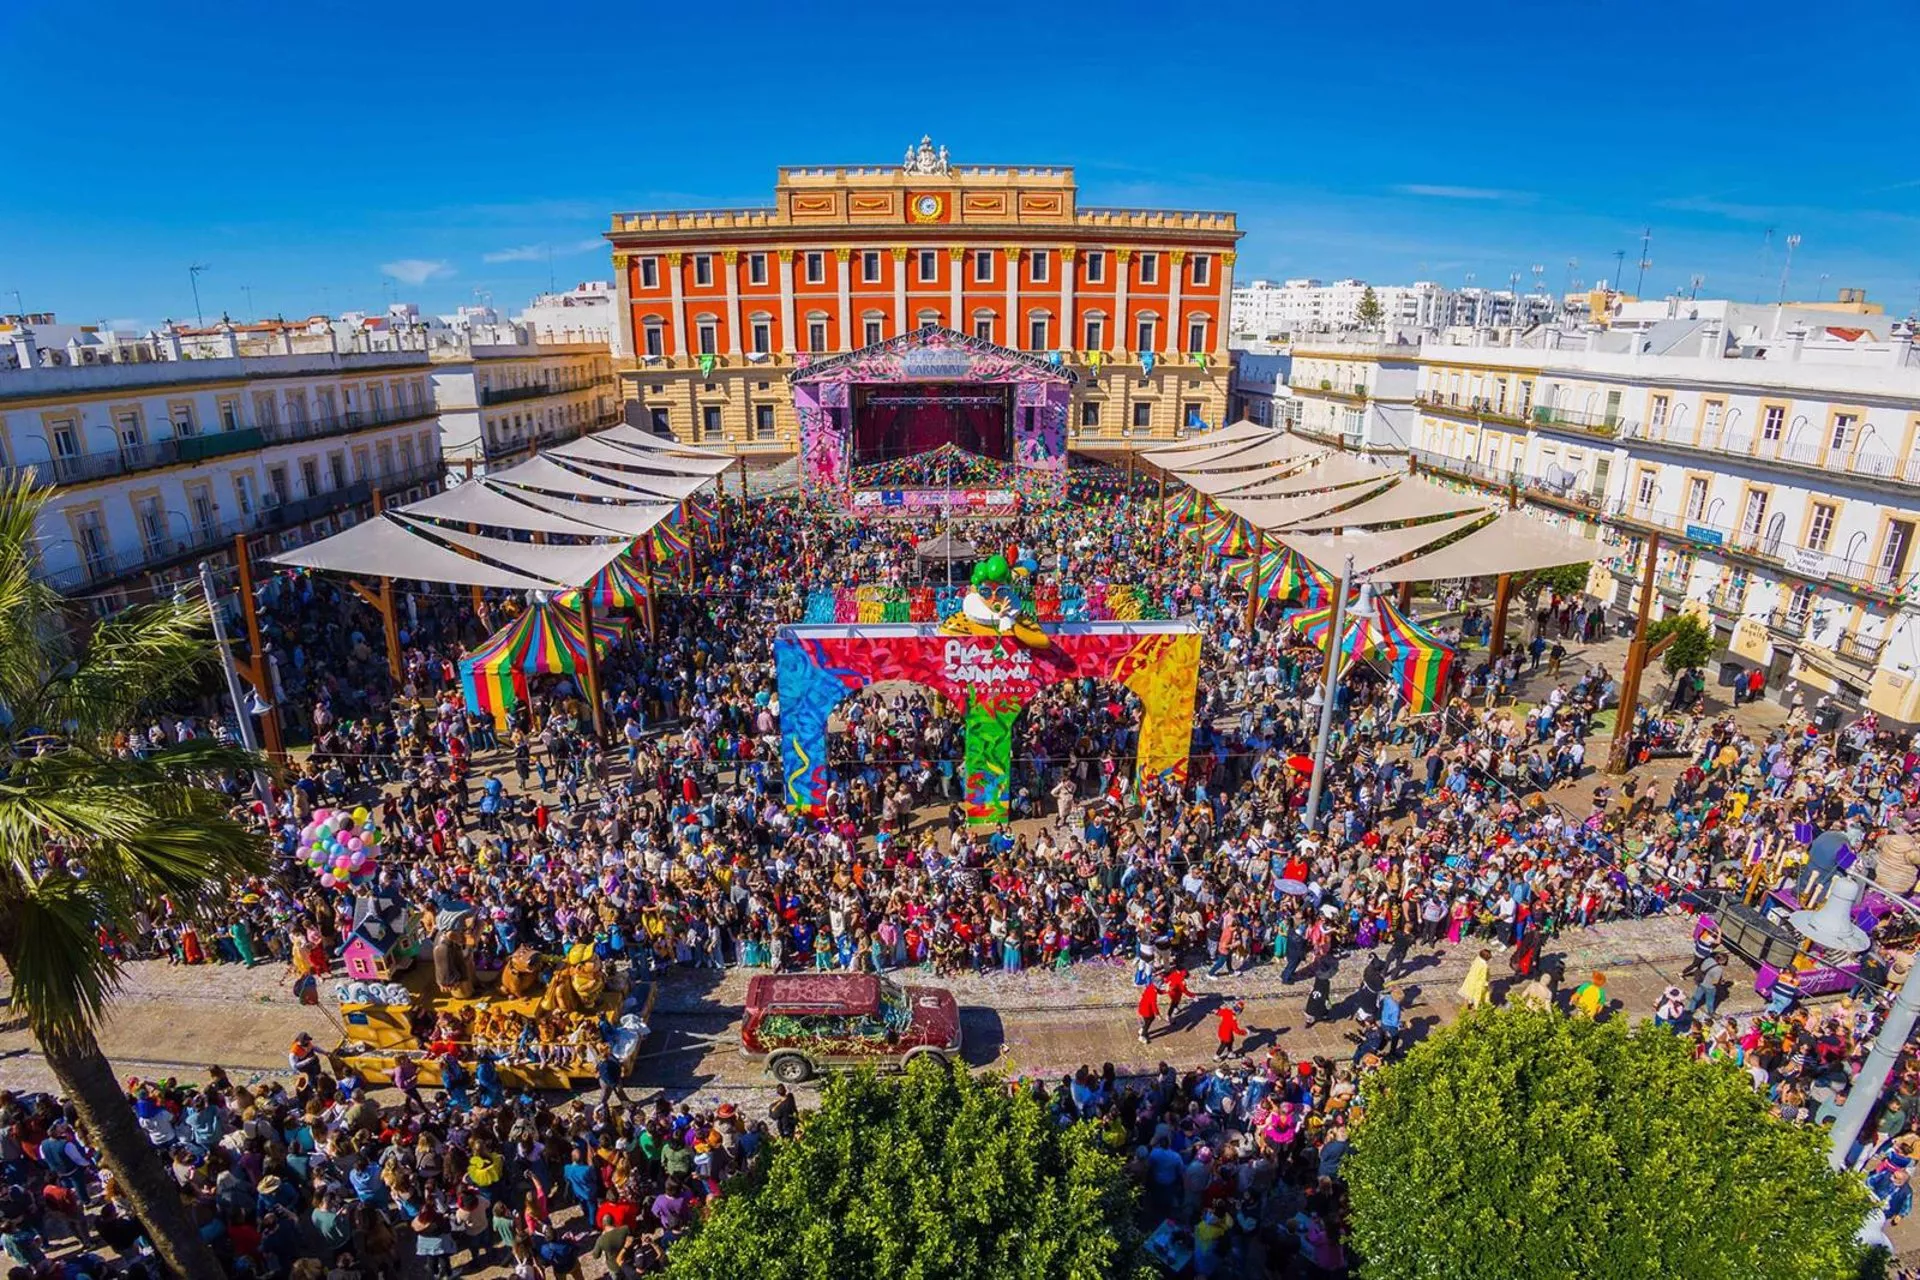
[[775, 621, 1200, 823]]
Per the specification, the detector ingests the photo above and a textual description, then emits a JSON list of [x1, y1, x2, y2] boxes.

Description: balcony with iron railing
[[1618, 420, 1920, 489], [1, 401, 439, 490], [1836, 630, 1887, 667], [41, 458, 443, 593], [1766, 607, 1813, 638], [484, 411, 622, 463], [477, 374, 615, 406]]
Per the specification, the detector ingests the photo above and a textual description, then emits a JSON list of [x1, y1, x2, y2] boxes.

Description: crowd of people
[[13, 467, 1920, 1276]]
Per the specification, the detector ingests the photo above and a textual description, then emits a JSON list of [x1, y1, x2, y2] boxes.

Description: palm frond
[[1, 873, 122, 1046], [52, 597, 229, 740]]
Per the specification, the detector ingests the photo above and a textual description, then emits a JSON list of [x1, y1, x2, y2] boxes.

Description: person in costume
[[943, 554, 1050, 648]]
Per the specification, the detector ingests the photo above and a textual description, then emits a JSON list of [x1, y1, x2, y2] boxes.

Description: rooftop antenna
[[241, 284, 254, 321], [1777, 233, 1801, 305], [1757, 228, 1774, 304], [6, 289, 21, 316], [188, 263, 211, 327], [1611, 249, 1625, 291], [1633, 227, 1652, 297], [1689, 273, 1705, 301], [547, 245, 556, 293]]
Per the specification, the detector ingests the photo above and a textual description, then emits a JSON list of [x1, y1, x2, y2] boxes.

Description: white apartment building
[[429, 327, 617, 472], [1286, 337, 1420, 453], [1230, 278, 1516, 341], [1227, 347, 1298, 430], [514, 282, 616, 345], [0, 320, 445, 610], [1405, 305, 1920, 722]]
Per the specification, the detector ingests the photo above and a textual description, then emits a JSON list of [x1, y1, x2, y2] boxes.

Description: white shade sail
[[267, 516, 565, 589], [1218, 481, 1398, 532], [1367, 511, 1600, 583], [595, 424, 735, 460], [387, 515, 635, 586], [1275, 475, 1490, 531], [1278, 511, 1492, 577], [1215, 452, 1389, 498], [485, 487, 677, 537], [552, 437, 735, 478], [1164, 434, 1324, 476], [533, 453, 711, 500], [488, 455, 700, 502], [398, 480, 628, 539], [1137, 420, 1277, 459]]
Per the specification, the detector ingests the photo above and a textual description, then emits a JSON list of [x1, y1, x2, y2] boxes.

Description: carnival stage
[[794, 325, 1072, 512]]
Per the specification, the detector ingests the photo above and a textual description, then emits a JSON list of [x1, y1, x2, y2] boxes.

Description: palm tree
[[0, 477, 268, 1279]]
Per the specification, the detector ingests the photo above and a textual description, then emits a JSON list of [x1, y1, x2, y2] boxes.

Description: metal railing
[[1620, 422, 1920, 487], [478, 374, 613, 406], [1837, 631, 1886, 666], [483, 412, 621, 463], [1, 402, 438, 490], [1530, 404, 1634, 438], [1766, 607, 1812, 638], [40, 459, 443, 592]]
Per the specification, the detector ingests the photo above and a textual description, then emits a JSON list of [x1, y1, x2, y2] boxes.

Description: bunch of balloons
[[299, 806, 382, 888]]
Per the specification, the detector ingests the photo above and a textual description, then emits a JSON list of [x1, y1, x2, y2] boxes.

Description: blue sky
[[4, 2, 1918, 331]]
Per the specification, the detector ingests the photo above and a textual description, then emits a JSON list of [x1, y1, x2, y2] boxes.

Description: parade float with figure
[[940, 553, 1051, 649]]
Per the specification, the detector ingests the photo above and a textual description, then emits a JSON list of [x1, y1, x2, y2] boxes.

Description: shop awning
[[1367, 511, 1601, 583], [1278, 511, 1491, 577], [529, 453, 712, 500], [268, 515, 565, 589]]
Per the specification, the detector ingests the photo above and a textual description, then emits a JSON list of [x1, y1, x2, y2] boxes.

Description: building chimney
[[1891, 320, 1914, 369], [1783, 325, 1807, 362], [9, 325, 36, 369], [214, 319, 239, 359], [157, 321, 183, 361]]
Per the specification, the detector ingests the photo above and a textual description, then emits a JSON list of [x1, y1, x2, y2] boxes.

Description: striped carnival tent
[[649, 512, 692, 562], [460, 602, 627, 731], [1229, 544, 1339, 607], [556, 554, 651, 613], [1200, 509, 1253, 557], [1287, 592, 1456, 715], [1162, 487, 1208, 531]]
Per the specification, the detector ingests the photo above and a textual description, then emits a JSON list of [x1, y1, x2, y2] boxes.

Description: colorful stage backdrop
[[793, 326, 1070, 504], [775, 622, 1201, 824]]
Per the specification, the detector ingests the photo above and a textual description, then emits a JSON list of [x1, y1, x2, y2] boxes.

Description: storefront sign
[[1685, 524, 1724, 547]]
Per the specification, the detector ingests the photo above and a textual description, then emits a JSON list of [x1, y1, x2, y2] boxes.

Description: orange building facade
[[605, 139, 1241, 455]]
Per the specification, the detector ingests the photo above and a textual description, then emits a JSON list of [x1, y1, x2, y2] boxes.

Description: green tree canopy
[[1647, 611, 1715, 675], [1354, 286, 1384, 329], [667, 1062, 1143, 1280], [0, 476, 269, 1279], [1526, 562, 1592, 600], [1344, 1004, 1872, 1280]]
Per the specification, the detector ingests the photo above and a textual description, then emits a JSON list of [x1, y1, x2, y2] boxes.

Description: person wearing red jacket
[[1213, 999, 1245, 1061], [1137, 979, 1161, 1043], [1163, 968, 1191, 1025]]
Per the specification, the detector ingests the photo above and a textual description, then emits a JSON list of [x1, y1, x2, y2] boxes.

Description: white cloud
[[1394, 184, 1527, 201], [381, 258, 453, 285], [482, 238, 609, 264]]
